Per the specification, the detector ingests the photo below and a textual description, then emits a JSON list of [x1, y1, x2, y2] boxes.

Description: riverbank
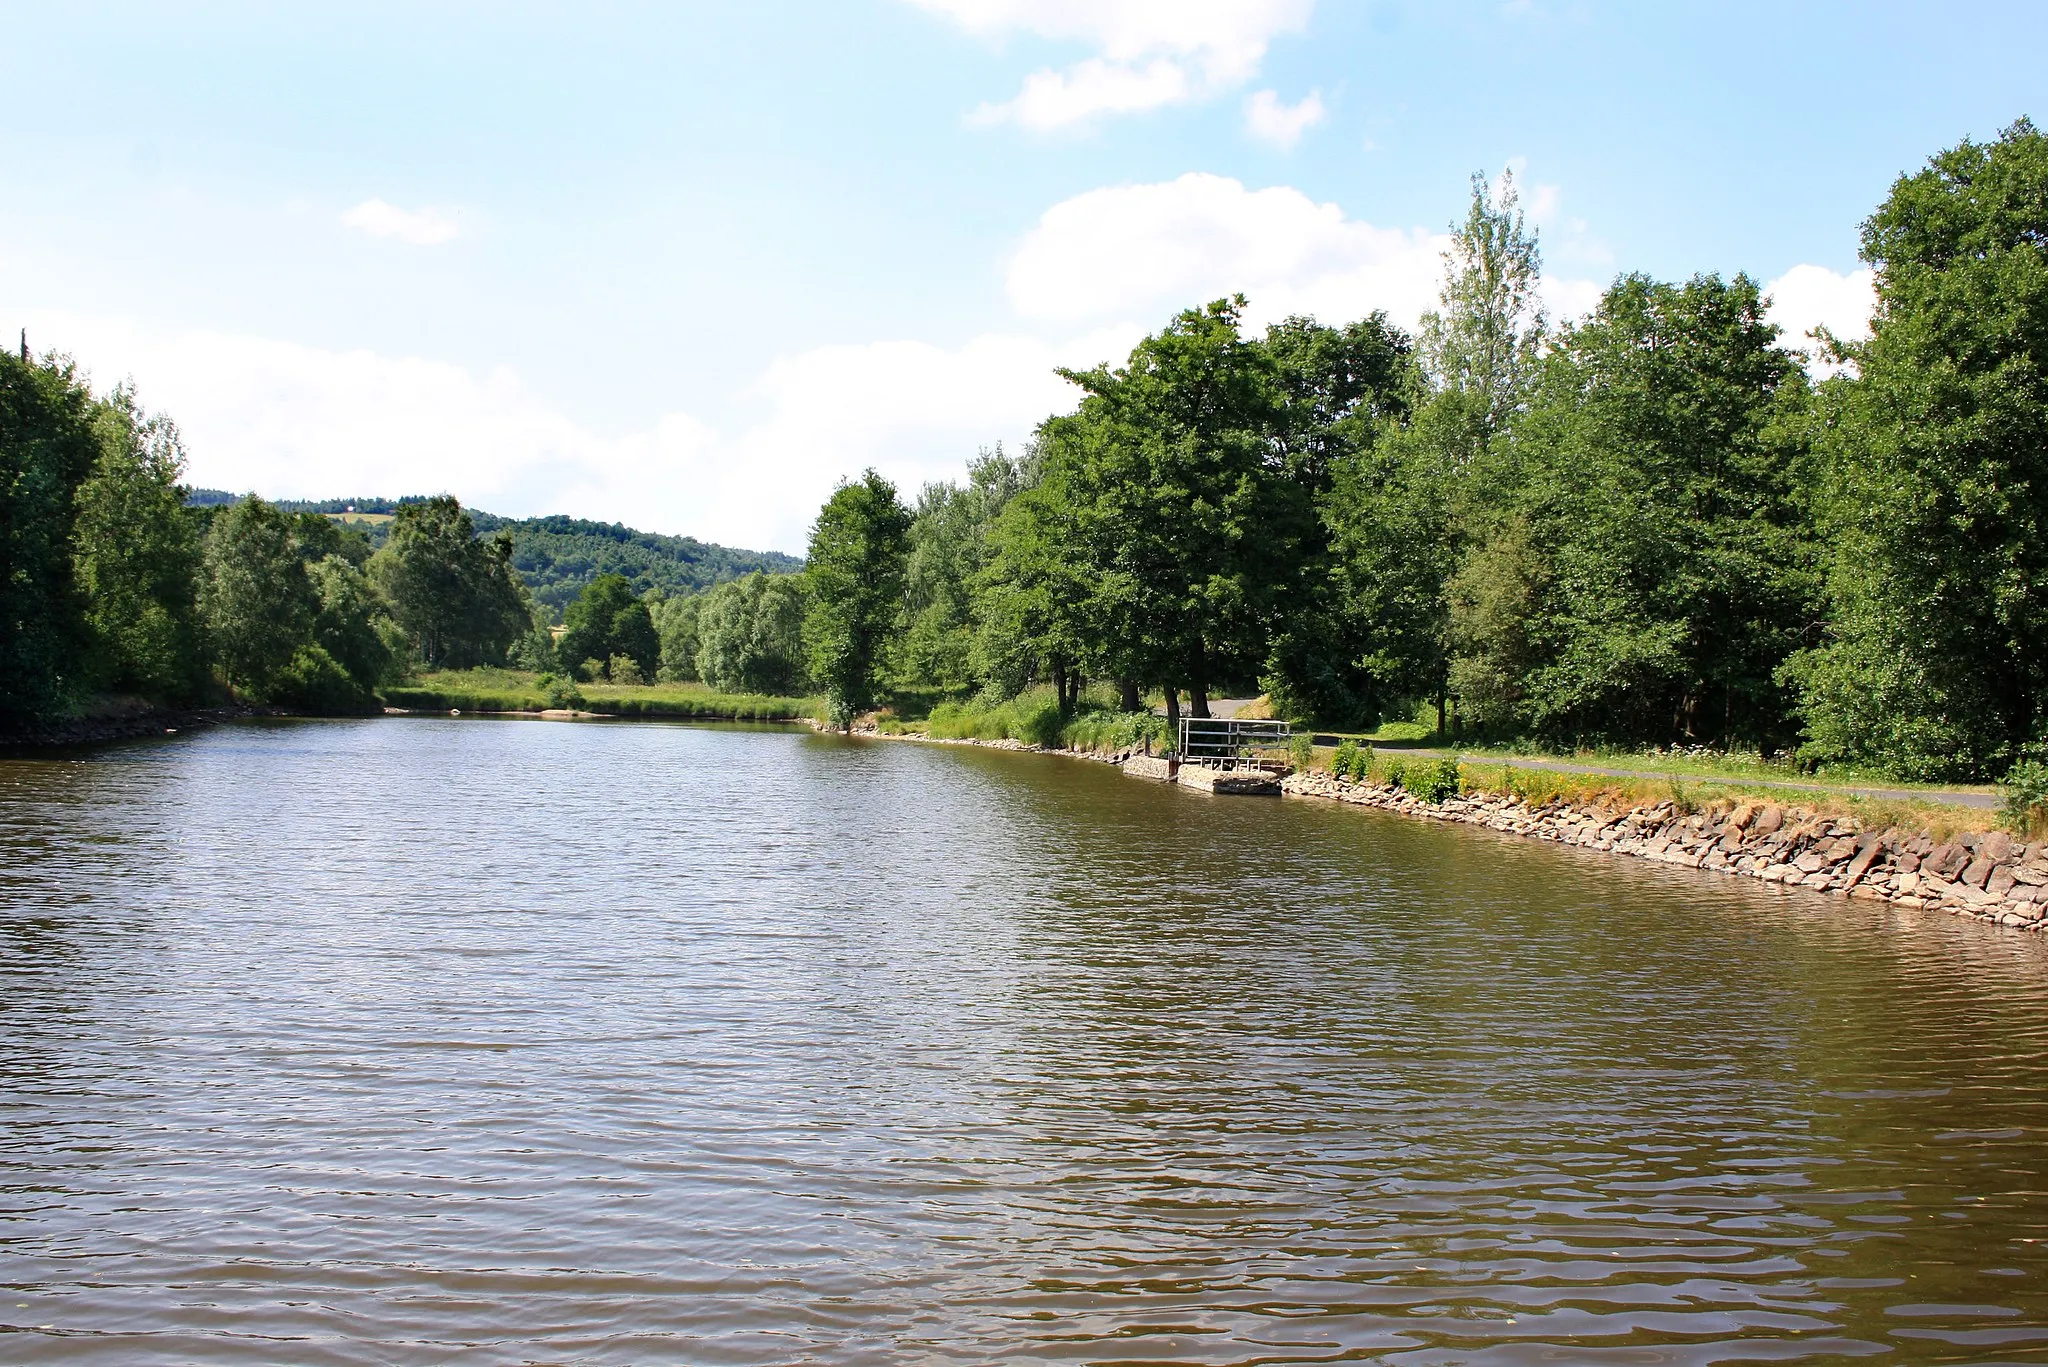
[[840, 719, 2045, 934], [0, 698, 278, 750], [1285, 767, 2047, 932]]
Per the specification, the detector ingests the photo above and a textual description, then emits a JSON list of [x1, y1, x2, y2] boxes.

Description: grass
[[384, 668, 816, 722], [1295, 742, 1999, 839], [888, 686, 1167, 754]]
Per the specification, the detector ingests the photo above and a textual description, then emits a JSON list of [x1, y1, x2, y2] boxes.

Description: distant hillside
[[186, 491, 802, 618]]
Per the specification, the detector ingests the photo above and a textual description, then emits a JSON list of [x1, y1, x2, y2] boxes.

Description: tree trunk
[[1118, 677, 1141, 713], [1436, 692, 1447, 737], [1165, 686, 1181, 756], [1051, 660, 1068, 712], [1065, 673, 1083, 712], [1190, 641, 1211, 718]]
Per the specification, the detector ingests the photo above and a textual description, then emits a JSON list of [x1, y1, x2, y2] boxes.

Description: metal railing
[[1177, 716, 1292, 770]]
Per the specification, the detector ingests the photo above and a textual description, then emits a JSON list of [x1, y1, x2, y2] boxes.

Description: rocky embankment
[[1284, 767, 2046, 931]]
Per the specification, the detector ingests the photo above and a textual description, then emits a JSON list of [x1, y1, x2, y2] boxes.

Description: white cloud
[[1244, 89, 1325, 150], [1006, 171, 1604, 336], [913, 0, 1314, 130], [1764, 263, 1875, 371], [22, 308, 1126, 555], [341, 198, 462, 246]]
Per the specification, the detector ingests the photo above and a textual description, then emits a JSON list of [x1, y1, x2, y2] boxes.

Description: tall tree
[[72, 388, 206, 700], [0, 350, 99, 722], [805, 469, 912, 724], [1790, 119, 2048, 779], [695, 572, 808, 694], [373, 495, 531, 669], [1418, 168, 1548, 460], [900, 446, 1026, 694], [200, 495, 315, 694], [1452, 273, 1813, 746], [558, 572, 658, 681]]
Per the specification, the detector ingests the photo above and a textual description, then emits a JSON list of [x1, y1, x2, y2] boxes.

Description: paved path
[[1327, 743, 2001, 811]]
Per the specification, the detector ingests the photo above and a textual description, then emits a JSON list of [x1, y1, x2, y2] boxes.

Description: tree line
[[7, 120, 2043, 783], [790, 119, 2048, 782]]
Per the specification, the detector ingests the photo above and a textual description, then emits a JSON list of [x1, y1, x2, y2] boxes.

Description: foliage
[[2000, 758, 2048, 836], [1406, 756, 1465, 803], [805, 469, 912, 721], [1331, 739, 1364, 782], [0, 350, 100, 721], [900, 446, 1026, 694], [695, 571, 808, 694], [1289, 732, 1315, 771], [268, 644, 377, 715], [383, 669, 810, 720], [373, 495, 531, 669], [652, 592, 702, 682], [1789, 119, 2048, 779], [468, 511, 801, 618], [200, 495, 316, 695], [72, 388, 206, 699], [557, 572, 658, 682]]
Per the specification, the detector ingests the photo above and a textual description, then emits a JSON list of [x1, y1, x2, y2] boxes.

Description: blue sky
[[4, 1, 2041, 552]]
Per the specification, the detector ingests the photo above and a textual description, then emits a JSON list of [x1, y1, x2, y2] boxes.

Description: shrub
[[577, 656, 605, 683], [1332, 739, 1362, 781], [535, 673, 585, 709], [1381, 755, 1407, 790], [269, 644, 375, 715], [2002, 759, 2048, 836], [1409, 756, 1462, 803], [1289, 733, 1314, 771], [608, 653, 645, 686]]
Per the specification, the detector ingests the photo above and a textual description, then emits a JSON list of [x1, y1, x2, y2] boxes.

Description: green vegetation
[[14, 118, 2047, 802], [773, 119, 2048, 808], [384, 669, 811, 721]]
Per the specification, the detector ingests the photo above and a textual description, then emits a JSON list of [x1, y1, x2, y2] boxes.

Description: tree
[[558, 573, 657, 682], [306, 554, 397, 694], [695, 572, 808, 694], [1046, 298, 1287, 722], [1418, 168, 1547, 462], [373, 495, 531, 669], [653, 592, 703, 682], [805, 469, 912, 723], [1789, 119, 2048, 779], [72, 388, 206, 700], [900, 446, 1026, 694], [200, 495, 315, 694], [0, 350, 99, 722], [1452, 272, 1813, 746], [1258, 312, 1422, 724]]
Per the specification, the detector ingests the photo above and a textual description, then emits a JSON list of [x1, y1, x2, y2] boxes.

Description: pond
[[5, 718, 2048, 1364]]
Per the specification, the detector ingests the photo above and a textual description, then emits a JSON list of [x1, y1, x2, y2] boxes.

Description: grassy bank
[[885, 687, 1167, 754], [384, 669, 815, 722], [1297, 742, 1999, 840]]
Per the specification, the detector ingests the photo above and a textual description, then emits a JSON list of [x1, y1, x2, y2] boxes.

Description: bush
[[1332, 739, 1363, 782], [608, 653, 644, 686], [1380, 754, 1407, 790], [1408, 756, 1462, 803], [535, 673, 586, 709], [1289, 733, 1314, 771], [2003, 758, 2048, 835], [269, 644, 376, 715]]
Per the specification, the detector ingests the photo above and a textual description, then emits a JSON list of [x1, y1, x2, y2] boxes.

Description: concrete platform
[[1176, 764, 1282, 796]]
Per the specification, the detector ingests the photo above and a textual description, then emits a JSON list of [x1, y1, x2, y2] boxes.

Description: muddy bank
[[0, 701, 277, 751]]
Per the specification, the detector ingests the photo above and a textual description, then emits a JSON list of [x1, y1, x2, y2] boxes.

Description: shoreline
[[843, 722, 2048, 935]]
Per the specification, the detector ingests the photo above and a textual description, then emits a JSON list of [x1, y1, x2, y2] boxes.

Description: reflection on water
[[6, 718, 2048, 1364]]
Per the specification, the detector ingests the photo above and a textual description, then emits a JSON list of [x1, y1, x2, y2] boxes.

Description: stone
[[1961, 857, 1996, 889], [1987, 866, 2017, 899], [1981, 830, 2014, 862], [1794, 851, 1828, 874], [1756, 806, 1784, 834], [1896, 852, 1922, 874], [1896, 872, 1922, 895], [1843, 841, 1884, 886]]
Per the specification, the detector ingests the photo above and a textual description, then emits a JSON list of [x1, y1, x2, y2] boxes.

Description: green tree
[[1258, 312, 1422, 724], [0, 350, 99, 722], [1454, 272, 1813, 745], [72, 389, 206, 699], [1789, 119, 2048, 779], [653, 592, 703, 682], [805, 469, 912, 723], [696, 572, 808, 694], [373, 495, 530, 669], [200, 495, 315, 694], [1418, 168, 1547, 462], [558, 573, 657, 682], [306, 554, 396, 694], [901, 446, 1026, 693]]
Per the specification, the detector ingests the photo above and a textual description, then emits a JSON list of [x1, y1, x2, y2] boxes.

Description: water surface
[[6, 718, 2048, 1364]]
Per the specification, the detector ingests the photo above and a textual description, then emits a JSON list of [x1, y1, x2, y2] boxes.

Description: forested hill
[[186, 491, 802, 618]]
